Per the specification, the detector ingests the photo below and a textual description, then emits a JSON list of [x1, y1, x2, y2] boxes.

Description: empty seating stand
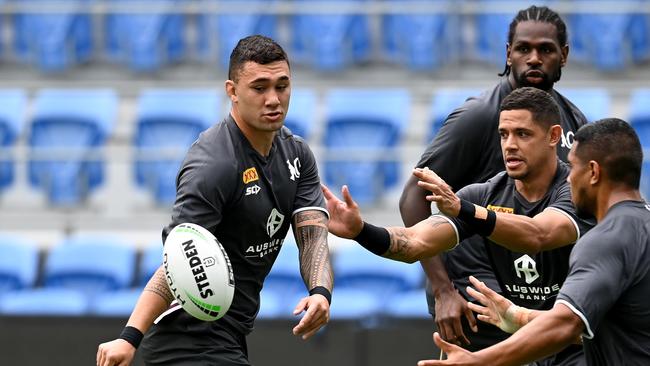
[[0, 90, 27, 193]]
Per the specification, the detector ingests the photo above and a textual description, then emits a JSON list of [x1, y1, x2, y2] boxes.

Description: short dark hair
[[574, 118, 643, 189], [500, 87, 560, 129], [498, 5, 568, 77], [228, 35, 289, 82]]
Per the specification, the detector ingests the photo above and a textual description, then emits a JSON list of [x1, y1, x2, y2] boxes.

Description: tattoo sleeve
[[293, 210, 333, 292], [385, 216, 452, 262], [144, 266, 175, 304]]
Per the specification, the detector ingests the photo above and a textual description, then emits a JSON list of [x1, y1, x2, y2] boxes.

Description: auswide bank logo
[[514, 255, 539, 284]]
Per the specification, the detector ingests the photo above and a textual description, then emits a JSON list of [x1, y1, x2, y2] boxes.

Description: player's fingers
[[438, 319, 456, 344], [466, 285, 489, 305], [467, 301, 489, 316], [293, 297, 309, 315], [477, 314, 498, 326], [463, 305, 478, 333], [433, 332, 456, 355], [341, 185, 357, 208], [321, 184, 335, 200], [451, 317, 470, 345], [96, 345, 102, 366]]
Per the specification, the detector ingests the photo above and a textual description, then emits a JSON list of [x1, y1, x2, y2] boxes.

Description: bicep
[[533, 208, 579, 249]]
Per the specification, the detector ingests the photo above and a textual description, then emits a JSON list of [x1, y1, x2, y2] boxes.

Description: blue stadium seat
[[474, 1, 515, 65], [28, 89, 117, 206], [44, 236, 137, 297], [91, 288, 141, 316], [0, 288, 88, 316], [629, 89, 650, 200], [291, 0, 371, 71], [428, 88, 482, 142], [0, 235, 39, 293], [197, 0, 278, 70], [139, 243, 163, 286], [257, 287, 284, 319], [323, 89, 411, 205], [134, 89, 221, 205], [383, 289, 430, 318], [334, 244, 424, 299], [13, 0, 93, 72], [105, 0, 186, 72], [556, 88, 611, 124], [284, 89, 317, 140], [0, 90, 27, 191], [329, 288, 383, 321], [265, 238, 304, 297], [382, 0, 459, 71]]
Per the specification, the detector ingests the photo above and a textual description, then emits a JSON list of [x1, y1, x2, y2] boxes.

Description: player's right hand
[[321, 184, 363, 238], [434, 286, 477, 346], [97, 338, 135, 366]]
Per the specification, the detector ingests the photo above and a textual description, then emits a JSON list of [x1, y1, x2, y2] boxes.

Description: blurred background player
[[96, 35, 332, 366], [418, 118, 650, 366], [324, 87, 593, 365], [398, 5, 589, 354]]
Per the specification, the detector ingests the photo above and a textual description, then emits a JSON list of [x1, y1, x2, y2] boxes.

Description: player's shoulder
[[184, 119, 240, 174], [276, 125, 313, 154], [550, 89, 589, 125]]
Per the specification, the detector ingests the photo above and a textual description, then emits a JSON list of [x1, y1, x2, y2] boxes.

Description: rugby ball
[[163, 223, 235, 321]]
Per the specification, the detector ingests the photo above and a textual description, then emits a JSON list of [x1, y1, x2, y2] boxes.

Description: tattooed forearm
[[385, 216, 453, 262], [144, 266, 175, 304], [294, 210, 333, 291]]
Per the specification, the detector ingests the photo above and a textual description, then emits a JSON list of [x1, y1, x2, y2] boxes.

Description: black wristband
[[119, 326, 144, 349], [456, 199, 497, 237], [353, 221, 391, 256], [309, 286, 332, 304]]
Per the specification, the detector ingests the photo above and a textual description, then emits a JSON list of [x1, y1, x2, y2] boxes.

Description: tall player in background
[[419, 118, 650, 366], [97, 35, 333, 366], [399, 5, 588, 356]]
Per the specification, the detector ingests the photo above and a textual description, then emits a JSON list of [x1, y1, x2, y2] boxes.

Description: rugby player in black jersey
[[97, 35, 333, 366], [419, 119, 650, 366], [325, 87, 593, 365], [399, 6, 588, 353]]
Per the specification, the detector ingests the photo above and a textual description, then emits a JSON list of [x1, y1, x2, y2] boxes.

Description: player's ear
[[589, 160, 600, 185], [225, 80, 237, 103], [506, 43, 512, 65], [548, 124, 562, 146], [560, 44, 569, 67]]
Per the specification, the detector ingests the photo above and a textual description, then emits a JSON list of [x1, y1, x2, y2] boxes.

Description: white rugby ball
[[163, 223, 235, 321]]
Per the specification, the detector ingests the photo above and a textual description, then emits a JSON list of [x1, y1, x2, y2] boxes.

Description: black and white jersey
[[441, 162, 594, 310], [417, 78, 588, 306], [556, 201, 650, 366], [160, 115, 327, 335]]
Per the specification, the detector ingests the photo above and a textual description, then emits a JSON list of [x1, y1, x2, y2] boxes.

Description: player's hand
[[413, 168, 461, 217], [434, 285, 477, 346], [466, 276, 526, 334], [417, 332, 482, 366], [292, 293, 330, 340], [96, 338, 135, 366], [321, 184, 363, 238]]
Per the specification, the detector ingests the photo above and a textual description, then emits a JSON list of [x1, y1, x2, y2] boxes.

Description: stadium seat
[[284, 89, 317, 139], [474, 1, 516, 65], [0, 235, 39, 293], [28, 89, 117, 206], [105, 0, 186, 72], [0, 90, 27, 191], [291, 0, 371, 71], [134, 89, 221, 205], [13, 0, 93, 72], [0, 288, 89, 316], [44, 236, 137, 297], [428, 88, 482, 142], [383, 289, 430, 318], [91, 288, 141, 316], [197, 0, 278, 70], [139, 243, 163, 286], [328, 288, 383, 322], [265, 238, 304, 297], [382, 0, 460, 71], [323, 89, 411, 205], [629, 89, 650, 200], [556, 88, 611, 124], [257, 287, 284, 319]]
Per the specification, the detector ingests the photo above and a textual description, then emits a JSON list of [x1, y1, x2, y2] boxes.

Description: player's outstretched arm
[[291, 209, 332, 340], [97, 266, 174, 366], [322, 184, 458, 263], [414, 168, 578, 254]]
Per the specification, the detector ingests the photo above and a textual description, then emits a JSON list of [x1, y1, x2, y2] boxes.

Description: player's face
[[567, 143, 596, 217], [499, 109, 554, 181], [227, 60, 291, 134], [507, 21, 568, 91]]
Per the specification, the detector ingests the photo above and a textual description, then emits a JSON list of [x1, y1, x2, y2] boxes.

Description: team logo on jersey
[[645, 204, 650, 212], [287, 158, 301, 181], [245, 185, 261, 196], [243, 167, 259, 184], [514, 255, 540, 284], [266, 208, 284, 238], [560, 129, 575, 149], [486, 205, 514, 214]]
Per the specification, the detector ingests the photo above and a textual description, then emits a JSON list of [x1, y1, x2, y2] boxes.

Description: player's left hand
[[413, 168, 461, 217], [417, 332, 481, 366], [292, 293, 330, 340]]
